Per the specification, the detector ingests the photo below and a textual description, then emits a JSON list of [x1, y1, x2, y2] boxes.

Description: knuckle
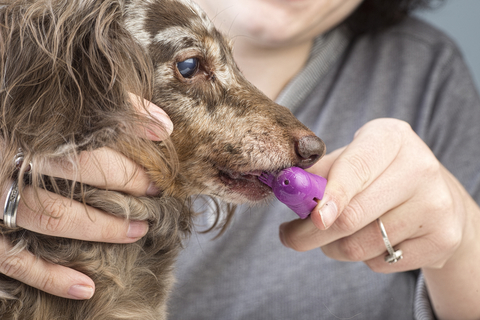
[[38, 271, 57, 293], [125, 173, 147, 196], [418, 154, 441, 176], [391, 119, 412, 134], [366, 119, 411, 140], [332, 212, 358, 234], [420, 184, 454, 220], [329, 183, 350, 209], [376, 118, 411, 136], [101, 222, 122, 241], [282, 229, 314, 252], [320, 245, 336, 259], [337, 236, 366, 261], [39, 201, 69, 233], [340, 153, 372, 187], [283, 234, 306, 252], [0, 254, 28, 279], [41, 215, 65, 233], [430, 192, 453, 214], [331, 200, 364, 234], [77, 150, 92, 168], [437, 228, 462, 252], [42, 199, 66, 219]]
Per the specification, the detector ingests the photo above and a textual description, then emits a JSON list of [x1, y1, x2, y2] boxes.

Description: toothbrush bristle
[[258, 171, 274, 188]]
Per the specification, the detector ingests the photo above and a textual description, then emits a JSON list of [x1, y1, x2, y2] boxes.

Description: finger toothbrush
[[258, 167, 327, 219]]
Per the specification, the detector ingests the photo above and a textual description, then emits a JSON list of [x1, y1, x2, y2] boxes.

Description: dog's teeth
[[258, 172, 274, 188]]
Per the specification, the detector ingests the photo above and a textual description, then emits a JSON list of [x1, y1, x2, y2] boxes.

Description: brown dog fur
[[0, 0, 325, 319]]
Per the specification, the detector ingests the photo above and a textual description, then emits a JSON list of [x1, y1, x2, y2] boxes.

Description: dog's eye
[[177, 58, 198, 78]]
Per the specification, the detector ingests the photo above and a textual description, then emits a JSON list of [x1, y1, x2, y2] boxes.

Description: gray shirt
[[168, 17, 480, 320]]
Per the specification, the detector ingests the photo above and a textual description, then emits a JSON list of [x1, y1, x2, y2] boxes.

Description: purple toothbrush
[[259, 167, 327, 219]]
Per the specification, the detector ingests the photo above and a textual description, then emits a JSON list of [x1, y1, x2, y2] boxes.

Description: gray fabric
[[414, 274, 436, 320], [276, 26, 350, 113], [168, 17, 480, 319]]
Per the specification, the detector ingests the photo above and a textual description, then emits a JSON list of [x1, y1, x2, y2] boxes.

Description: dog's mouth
[[217, 167, 272, 202]]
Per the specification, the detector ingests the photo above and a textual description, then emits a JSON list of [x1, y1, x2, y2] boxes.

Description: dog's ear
[[0, 0, 177, 201]]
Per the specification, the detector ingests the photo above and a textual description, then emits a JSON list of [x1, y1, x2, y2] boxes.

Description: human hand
[[279, 118, 480, 318], [0, 94, 173, 300], [280, 118, 474, 267]]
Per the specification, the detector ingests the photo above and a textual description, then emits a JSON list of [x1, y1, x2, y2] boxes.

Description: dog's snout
[[294, 135, 326, 168]]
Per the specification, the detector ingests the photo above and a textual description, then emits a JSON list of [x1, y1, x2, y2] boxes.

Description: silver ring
[[3, 179, 20, 228], [377, 218, 403, 264], [14, 150, 32, 173]]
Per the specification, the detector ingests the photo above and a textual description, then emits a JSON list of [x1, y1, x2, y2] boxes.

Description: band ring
[[377, 218, 403, 264], [14, 150, 32, 173], [3, 179, 20, 228]]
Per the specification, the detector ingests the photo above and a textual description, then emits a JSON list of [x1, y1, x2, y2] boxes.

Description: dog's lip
[[219, 168, 264, 180], [215, 166, 272, 201]]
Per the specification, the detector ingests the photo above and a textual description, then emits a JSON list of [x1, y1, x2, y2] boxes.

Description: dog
[[0, 0, 325, 319]]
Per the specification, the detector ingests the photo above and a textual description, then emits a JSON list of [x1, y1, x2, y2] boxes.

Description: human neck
[[232, 39, 313, 100]]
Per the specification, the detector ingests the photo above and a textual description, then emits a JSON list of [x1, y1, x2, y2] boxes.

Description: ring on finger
[[377, 218, 403, 264], [14, 149, 32, 173], [3, 179, 20, 228], [2, 149, 31, 229]]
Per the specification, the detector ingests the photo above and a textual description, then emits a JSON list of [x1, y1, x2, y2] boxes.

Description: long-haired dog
[[0, 0, 325, 319]]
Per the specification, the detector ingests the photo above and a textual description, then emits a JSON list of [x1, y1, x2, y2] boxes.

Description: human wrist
[[422, 183, 480, 319]]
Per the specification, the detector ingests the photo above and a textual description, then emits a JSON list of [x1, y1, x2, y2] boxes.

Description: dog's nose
[[294, 135, 326, 169]]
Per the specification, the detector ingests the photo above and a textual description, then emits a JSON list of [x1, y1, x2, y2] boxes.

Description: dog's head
[[0, 0, 324, 211], [124, 0, 326, 204]]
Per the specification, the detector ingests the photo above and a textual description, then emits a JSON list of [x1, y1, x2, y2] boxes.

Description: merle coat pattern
[[0, 0, 325, 319]]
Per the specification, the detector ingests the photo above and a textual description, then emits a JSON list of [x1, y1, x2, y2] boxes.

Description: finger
[[321, 196, 456, 272], [320, 205, 423, 262], [311, 119, 412, 230], [0, 237, 95, 299], [306, 147, 344, 177], [278, 148, 356, 252], [38, 147, 159, 197], [2, 186, 148, 243], [38, 94, 172, 197], [318, 163, 454, 258], [279, 218, 321, 252], [364, 236, 452, 274], [280, 154, 417, 252], [128, 92, 173, 140]]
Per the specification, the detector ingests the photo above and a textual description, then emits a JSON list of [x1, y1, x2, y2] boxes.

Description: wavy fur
[[0, 0, 324, 318]]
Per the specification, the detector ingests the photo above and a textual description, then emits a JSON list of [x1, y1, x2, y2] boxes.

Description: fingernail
[[127, 221, 148, 238], [146, 182, 160, 196], [150, 109, 173, 136], [319, 201, 337, 229], [68, 284, 94, 300]]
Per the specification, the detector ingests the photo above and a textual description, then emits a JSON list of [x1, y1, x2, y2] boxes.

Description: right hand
[[0, 95, 173, 300]]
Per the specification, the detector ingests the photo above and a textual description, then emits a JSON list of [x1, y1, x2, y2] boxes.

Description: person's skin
[[200, 0, 363, 100], [0, 95, 172, 300], [3, 1, 480, 319], [195, 1, 480, 319]]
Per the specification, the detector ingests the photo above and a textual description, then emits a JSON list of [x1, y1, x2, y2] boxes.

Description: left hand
[[0, 94, 173, 300], [279, 118, 479, 273]]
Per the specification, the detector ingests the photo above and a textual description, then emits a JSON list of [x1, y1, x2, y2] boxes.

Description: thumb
[[305, 147, 343, 230], [309, 119, 404, 230]]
